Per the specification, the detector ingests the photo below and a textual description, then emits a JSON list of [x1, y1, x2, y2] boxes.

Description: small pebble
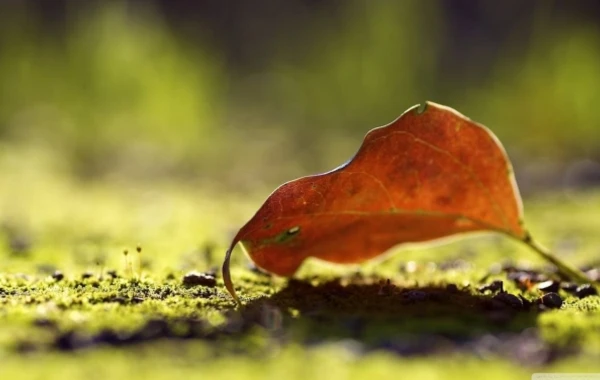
[[560, 282, 578, 293], [182, 271, 217, 287], [478, 280, 504, 293], [52, 271, 64, 282], [536, 280, 559, 293], [575, 284, 598, 299], [492, 293, 522, 309], [539, 292, 563, 309], [106, 269, 119, 279]]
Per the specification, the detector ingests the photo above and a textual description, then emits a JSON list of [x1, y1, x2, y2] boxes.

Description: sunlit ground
[[1, 146, 600, 379]]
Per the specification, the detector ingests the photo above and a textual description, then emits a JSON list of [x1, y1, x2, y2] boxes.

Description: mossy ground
[[1, 158, 599, 379]]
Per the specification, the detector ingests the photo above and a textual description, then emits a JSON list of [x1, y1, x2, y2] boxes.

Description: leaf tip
[[222, 246, 241, 305]]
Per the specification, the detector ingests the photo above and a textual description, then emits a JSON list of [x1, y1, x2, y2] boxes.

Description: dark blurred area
[[1, 0, 600, 194]]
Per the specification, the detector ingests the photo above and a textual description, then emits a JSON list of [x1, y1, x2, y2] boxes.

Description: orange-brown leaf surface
[[224, 102, 525, 287]]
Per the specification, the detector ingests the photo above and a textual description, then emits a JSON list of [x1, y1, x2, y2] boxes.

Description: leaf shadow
[[238, 278, 565, 364]]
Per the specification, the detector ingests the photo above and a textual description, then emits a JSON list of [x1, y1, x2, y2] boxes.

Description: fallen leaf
[[223, 101, 589, 302]]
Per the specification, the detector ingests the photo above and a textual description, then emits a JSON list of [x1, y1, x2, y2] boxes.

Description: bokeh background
[[2, 5, 600, 377], [1, 0, 600, 194]]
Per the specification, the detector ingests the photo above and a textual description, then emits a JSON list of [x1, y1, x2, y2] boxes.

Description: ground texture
[[1, 159, 599, 379]]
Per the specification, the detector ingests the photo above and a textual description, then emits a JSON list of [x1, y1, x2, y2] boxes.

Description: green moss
[[1, 166, 600, 377]]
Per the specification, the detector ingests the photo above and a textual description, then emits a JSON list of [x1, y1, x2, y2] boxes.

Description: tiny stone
[[537, 280, 559, 293], [560, 282, 578, 293], [106, 269, 119, 278], [492, 293, 522, 310], [478, 280, 504, 293], [539, 292, 563, 309], [182, 271, 217, 287], [575, 284, 598, 299], [52, 271, 64, 282]]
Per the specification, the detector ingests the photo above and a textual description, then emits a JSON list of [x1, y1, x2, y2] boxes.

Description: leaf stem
[[522, 232, 590, 284]]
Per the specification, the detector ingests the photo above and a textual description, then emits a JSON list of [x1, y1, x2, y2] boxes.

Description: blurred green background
[[1, 0, 599, 193], [1, 4, 600, 377]]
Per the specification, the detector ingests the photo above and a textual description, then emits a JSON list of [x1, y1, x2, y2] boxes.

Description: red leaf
[[222, 102, 588, 301]]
